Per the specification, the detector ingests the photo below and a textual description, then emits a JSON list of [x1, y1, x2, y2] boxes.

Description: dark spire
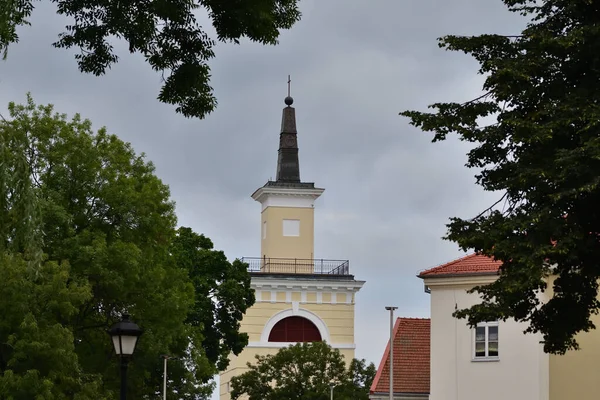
[[275, 77, 301, 183]]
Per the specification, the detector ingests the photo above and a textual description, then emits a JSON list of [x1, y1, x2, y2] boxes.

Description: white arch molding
[[246, 304, 356, 350], [259, 307, 331, 343]]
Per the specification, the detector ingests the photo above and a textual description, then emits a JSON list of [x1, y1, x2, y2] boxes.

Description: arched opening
[[268, 316, 322, 343]]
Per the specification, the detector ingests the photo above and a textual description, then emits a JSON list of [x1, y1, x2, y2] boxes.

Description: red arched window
[[268, 316, 322, 343]]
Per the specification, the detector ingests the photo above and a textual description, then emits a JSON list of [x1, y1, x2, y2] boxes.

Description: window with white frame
[[474, 321, 499, 359]]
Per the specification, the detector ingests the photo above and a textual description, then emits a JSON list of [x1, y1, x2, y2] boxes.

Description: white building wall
[[370, 395, 428, 400], [429, 283, 549, 400]]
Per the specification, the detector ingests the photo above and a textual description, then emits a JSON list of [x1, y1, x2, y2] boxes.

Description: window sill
[[472, 357, 499, 363]]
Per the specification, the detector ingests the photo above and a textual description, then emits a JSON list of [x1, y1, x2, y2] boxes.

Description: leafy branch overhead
[[0, 0, 302, 118], [401, 0, 600, 354]]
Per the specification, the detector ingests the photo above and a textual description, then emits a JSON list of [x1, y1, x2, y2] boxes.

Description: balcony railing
[[241, 257, 350, 276]]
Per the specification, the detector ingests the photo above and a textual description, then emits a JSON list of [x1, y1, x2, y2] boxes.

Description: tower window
[[262, 221, 267, 240], [268, 316, 322, 342], [282, 219, 300, 236]]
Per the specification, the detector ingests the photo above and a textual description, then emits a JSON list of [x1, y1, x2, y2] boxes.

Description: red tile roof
[[418, 253, 501, 278], [370, 318, 430, 396]]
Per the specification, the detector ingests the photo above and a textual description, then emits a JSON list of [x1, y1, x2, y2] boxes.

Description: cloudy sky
[[0, 0, 527, 396]]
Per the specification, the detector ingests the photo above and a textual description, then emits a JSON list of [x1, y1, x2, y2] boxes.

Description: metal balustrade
[[241, 257, 350, 275]]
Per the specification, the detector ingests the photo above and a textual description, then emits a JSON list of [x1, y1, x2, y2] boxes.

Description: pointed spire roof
[[275, 95, 301, 183], [251, 87, 324, 201], [258, 81, 319, 191]]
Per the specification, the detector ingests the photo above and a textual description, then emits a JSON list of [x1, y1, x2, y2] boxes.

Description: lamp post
[[329, 381, 336, 400], [161, 355, 179, 400], [108, 314, 143, 400], [385, 306, 398, 400]]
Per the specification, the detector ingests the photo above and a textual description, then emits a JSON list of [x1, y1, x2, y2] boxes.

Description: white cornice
[[251, 186, 325, 204], [423, 274, 498, 288], [251, 276, 365, 292]]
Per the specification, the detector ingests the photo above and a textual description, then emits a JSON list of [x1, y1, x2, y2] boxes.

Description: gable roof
[[370, 317, 430, 396], [418, 253, 501, 278]]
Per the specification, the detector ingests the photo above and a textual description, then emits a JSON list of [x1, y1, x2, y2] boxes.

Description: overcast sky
[[0, 0, 526, 397]]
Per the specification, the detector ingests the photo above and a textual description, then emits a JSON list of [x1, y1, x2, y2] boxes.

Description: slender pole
[[389, 309, 393, 400], [163, 356, 167, 400], [330, 384, 334, 400], [120, 358, 129, 400], [385, 306, 398, 400]]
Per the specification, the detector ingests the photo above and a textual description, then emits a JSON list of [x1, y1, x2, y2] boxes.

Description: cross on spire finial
[[284, 75, 294, 106]]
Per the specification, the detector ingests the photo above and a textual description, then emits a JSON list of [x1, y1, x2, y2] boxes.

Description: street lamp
[[385, 306, 398, 400], [161, 355, 179, 400], [329, 381, 336, 400], [108, 314, 143, 400]]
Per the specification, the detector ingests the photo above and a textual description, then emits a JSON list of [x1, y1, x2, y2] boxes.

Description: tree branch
[[461, 91, 494, 107], [471, 191, 509, 220]]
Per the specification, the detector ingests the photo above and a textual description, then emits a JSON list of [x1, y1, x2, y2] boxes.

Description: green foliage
[[342, 358, 377, 399], [0, 0, 301, 119], [170, 227, 255, 371], [0, 0, 34, 59], [230, 342, 376, 400], [401, 0, 600, 354], [0, 94, 255, 398], [0, 254, 102, 399]]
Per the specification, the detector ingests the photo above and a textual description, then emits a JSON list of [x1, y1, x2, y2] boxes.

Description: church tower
[[219, 90, 365, 400]]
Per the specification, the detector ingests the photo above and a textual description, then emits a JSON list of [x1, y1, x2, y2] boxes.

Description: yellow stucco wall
[[276, 292, 286, 302], [260, 291, 270, 302], [547, 276, 600, 400], [261, 206, 315, 263], [219, 291, 358, 400]]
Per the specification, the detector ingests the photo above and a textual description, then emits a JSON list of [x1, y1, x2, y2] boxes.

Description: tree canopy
[[0, 94, 255, 398], [230, 342, 376, 400], [401, 0, 600, 354], [170, 226, 255, 371], [0, 0, 301, 119]]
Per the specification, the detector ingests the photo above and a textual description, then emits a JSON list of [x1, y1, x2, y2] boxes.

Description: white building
[[419, 253, 549, 400]]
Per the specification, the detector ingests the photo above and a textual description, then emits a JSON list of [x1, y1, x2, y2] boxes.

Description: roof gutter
[[370, 391, 429, 398], [417, 271, 499, 280]]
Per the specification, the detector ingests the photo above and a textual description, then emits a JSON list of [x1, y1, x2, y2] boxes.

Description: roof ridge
[[418, 252, 501, 278], [417, 252, 476, 275], [397, 317, 430, 321]]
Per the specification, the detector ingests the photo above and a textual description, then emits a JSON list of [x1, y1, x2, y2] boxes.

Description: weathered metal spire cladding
[[275, 92, 301, 183]]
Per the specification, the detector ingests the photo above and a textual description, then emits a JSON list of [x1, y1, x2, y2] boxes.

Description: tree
[[170, 227, 255, 371], [0, 94, 255, 398], [230, 342, 376, 400], [0, 253, 103, 399], [342, 358, 377, 399], [401, 0, 600, 354], [0, 0, 301, 119]]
